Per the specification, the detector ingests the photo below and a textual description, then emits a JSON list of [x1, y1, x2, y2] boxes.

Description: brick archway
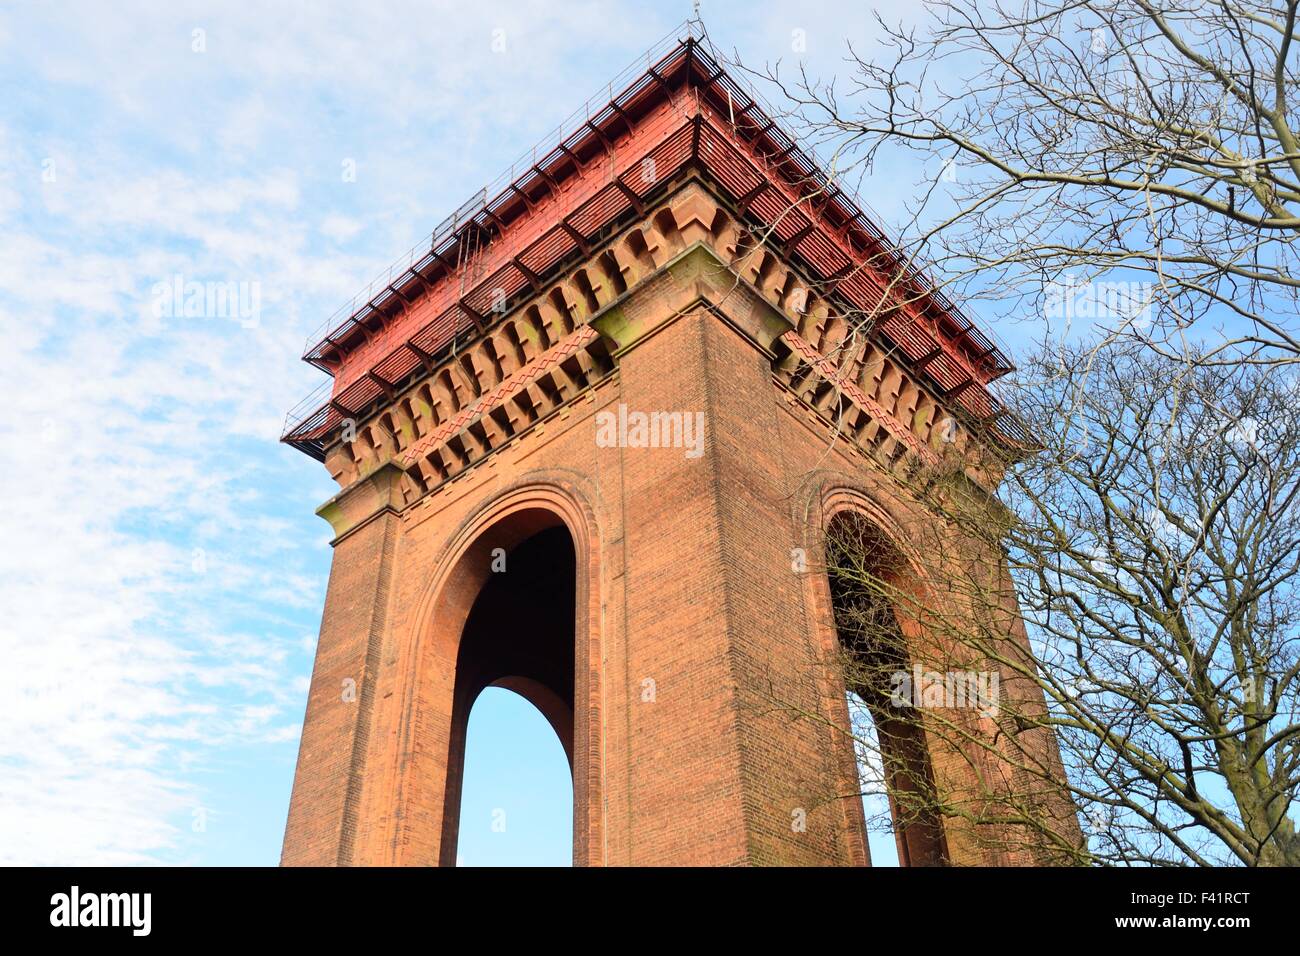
[[822, 507, 950, 867], [437, 523, 577, 866], [351, 483, 603, 867], [797, 483, 952, 866]]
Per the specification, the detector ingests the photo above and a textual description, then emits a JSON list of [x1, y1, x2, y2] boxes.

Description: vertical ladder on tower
[[451, 189, 489, 354]]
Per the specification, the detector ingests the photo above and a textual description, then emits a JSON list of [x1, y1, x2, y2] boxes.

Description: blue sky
[[0, 0, 949, 866]]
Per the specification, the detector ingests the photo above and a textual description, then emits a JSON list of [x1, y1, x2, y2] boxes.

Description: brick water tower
[[279, 22, 1079, 866]]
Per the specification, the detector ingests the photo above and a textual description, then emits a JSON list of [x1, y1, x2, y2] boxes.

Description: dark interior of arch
[[439, 524, 576, 865], [825, 512, 950, 867]]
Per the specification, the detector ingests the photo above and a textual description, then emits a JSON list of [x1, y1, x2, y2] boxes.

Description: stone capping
[[315, 461, 407, 544]]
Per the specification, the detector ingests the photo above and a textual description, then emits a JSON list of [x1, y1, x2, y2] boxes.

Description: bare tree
[[819, 338, 1300, 866], [743, 0, 1300, 363]]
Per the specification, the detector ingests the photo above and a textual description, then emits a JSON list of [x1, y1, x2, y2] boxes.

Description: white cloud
[[319, 214, 364, 243]]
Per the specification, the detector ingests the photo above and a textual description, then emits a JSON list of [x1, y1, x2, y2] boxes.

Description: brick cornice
[[779, 330, 939, 466], [398, 325, 600, 471], [317, 182, 999, 506]]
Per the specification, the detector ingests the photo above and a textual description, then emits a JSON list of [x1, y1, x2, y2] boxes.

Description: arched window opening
[[440, 522, 578, 866], [455, 687, 573, 867], [827, 513, 949, 867]]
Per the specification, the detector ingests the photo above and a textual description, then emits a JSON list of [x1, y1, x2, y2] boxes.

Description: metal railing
[[281, 377, 333, 440]]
